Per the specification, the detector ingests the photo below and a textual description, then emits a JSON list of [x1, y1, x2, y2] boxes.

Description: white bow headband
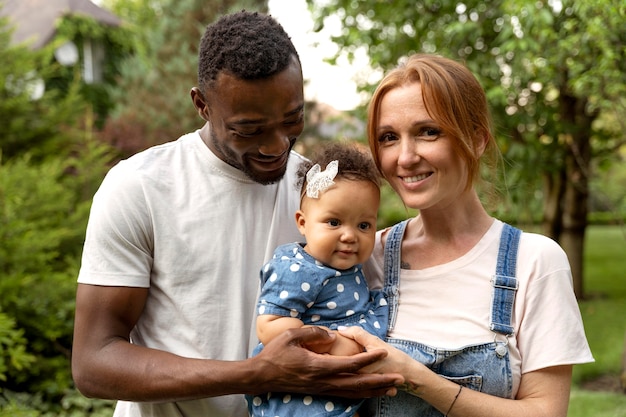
[[306, 160, 338, 198]]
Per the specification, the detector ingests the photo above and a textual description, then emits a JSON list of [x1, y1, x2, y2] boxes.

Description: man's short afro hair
[[198, 10, 300, 91]]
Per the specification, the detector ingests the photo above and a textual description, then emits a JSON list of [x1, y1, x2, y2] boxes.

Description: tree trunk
[[561, 132, 590, 299], [557, 89, 595, 300], [542, 171, 565, 241]]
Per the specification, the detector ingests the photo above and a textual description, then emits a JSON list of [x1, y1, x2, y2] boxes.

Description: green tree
[[0, 9, 119, 413], [307, 0, 626, 298], [100, 0, 268, 156], [53, 13, 135, 128], [0, 16, 85, 161], [0, 311, 35, 386], [0, 135, 114, 398]]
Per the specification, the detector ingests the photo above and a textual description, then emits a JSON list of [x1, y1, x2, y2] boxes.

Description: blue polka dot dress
[[246, 242, 389, 417]]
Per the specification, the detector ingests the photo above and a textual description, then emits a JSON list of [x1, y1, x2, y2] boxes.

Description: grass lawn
[[569, 388, 626, 417], [569, 225, 626, 416]]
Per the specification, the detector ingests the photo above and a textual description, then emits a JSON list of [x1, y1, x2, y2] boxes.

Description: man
[[71, 10, 401, 417]]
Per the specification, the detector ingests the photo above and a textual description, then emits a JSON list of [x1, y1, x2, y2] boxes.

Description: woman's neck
[[400, 191, 494, 269]]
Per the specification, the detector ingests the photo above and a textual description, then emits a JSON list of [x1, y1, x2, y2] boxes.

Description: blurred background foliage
[[306, 0, 626, 298], [0, 0, 624, 415]]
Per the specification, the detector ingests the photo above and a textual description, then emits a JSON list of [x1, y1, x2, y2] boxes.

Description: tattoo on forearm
[[401, 260, 411, 269], [397, 381, 422, 397]]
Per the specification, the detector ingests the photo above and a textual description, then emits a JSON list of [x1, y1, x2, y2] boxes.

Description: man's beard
[[210, 130, 293, 185]]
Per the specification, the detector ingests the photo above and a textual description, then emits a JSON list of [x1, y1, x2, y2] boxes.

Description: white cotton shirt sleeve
[[78, 130, 304, 417], [514, 232, 594, 373]]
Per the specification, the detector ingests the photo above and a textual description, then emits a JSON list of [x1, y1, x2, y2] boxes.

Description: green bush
[[0, 137, 114, 405], [0, 311, 35, 385]]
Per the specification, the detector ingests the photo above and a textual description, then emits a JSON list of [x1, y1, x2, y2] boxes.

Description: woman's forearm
[[339, 326, 572, 417], [400, 362, 571, 417]]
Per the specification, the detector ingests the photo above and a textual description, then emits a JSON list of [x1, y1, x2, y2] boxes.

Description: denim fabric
[[247, 243, 389, 417], [490, 225, 521, 335], [247, 348, 364, 417], [257, 243, 388, 339], [362, 221, 520, 417]]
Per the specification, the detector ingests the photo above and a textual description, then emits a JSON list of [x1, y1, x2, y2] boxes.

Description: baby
[[246, 142, 389, 416]]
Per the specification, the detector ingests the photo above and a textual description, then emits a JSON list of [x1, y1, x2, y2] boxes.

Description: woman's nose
[[397, 138, 421, 167]]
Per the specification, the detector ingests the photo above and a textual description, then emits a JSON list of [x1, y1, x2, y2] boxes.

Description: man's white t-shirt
[[364, 219, 594, 397], [78, 130, 304, 417]]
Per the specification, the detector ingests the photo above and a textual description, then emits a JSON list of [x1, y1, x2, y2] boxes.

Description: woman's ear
[[475, 128, 490, 157], [295, 210, 307, 236], [190, 87, 210, 121]]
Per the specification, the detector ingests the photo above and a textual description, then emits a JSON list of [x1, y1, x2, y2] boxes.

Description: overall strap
[[490, 223, 522, 336], [382, 219, 409, 332]]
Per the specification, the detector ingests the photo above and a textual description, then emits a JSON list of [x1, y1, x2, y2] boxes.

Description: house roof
[[0, 0, 121, 49]]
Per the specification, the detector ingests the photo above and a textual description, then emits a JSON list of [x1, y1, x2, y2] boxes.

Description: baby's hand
[[301, 326, 364, 356], [327, 329, 365, 356]]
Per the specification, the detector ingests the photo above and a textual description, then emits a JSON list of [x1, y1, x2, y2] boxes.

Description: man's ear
[[190, 87, 209, 120], [295, 210, 306, 236]]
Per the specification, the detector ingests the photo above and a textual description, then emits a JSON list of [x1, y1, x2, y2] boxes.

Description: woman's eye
[[419, 127, 442, 140], [378, 132, 397, 143]]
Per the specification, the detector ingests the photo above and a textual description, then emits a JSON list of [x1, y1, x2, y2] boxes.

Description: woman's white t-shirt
[[364, 219, 594, 397]]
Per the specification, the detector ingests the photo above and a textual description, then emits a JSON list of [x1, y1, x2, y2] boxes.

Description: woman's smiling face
[[375, 82, 469, 211]]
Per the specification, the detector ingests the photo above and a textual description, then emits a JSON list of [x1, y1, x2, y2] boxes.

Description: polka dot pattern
[[248, 393, 360, 416], [257, 243, 388, 338], [249, 242, 389, 417]]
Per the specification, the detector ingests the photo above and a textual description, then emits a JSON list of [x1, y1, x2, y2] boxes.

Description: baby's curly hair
[[198, 10, 300, 92], [297, 142, 381, 198]]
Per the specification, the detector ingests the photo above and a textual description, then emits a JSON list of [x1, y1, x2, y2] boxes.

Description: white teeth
[[402, 173, 430, 183]]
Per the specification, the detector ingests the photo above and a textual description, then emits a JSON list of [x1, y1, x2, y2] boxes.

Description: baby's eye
[[327, 219, 340, 227], [358, 222, 372, 231]]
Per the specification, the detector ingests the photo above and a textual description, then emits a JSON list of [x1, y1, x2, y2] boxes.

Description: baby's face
[[296, 178, 380, 270]]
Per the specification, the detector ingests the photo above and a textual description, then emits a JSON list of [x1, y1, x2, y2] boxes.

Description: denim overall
[[361, 220, 521, 417]]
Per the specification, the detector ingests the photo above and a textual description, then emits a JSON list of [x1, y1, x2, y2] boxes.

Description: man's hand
[[249, 326, 404, 398]]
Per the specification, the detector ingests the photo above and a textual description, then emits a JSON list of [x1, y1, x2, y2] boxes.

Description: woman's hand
[[338, 326, 413, 375], [339, 326, 573, 417], [251, 326, 404, 398], [299, 325, 363, 356], [339, 326, 432, 397]]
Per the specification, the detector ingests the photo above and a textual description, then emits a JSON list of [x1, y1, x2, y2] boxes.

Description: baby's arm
[[257, 315, 363, 356], [257, 314, 305, 346]]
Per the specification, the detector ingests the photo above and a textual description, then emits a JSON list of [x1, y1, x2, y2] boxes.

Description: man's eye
[[233, 128, 262, 137], [286, 113, 304, 126]]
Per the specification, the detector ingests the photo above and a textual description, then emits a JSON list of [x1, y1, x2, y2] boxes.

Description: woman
[[343, 54, 593, 417]]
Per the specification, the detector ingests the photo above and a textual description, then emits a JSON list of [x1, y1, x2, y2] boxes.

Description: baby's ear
[[295, 210, 306, 235]]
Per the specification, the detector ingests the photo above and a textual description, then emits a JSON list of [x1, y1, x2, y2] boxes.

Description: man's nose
[[258, 133, 289, 157]]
